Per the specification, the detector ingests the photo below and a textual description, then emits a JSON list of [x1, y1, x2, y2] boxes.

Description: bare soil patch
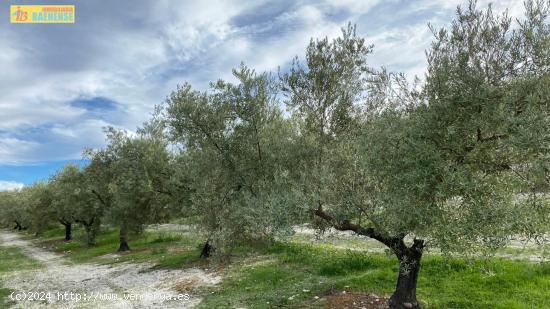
[[326, 290, 389, 309]]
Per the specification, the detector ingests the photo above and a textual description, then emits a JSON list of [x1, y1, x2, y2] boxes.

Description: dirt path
[[0, 231, 220, 309]]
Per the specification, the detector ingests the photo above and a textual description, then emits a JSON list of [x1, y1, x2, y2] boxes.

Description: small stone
[[403, 302, 413, 308], [314, 296, 319, 299]]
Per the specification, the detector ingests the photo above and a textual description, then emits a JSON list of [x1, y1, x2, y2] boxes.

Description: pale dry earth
[[0, 231, 220, 309], [148, 223, 549, 261], [293, 224, 549, 262]]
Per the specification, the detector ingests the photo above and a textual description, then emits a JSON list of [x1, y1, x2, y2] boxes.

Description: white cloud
[[367, 21, 434, 80], [0, 119, 112, 165], [324, 0, 382, 14], [0, 180, 25, 191], [360, 0, 528, 81], [0, 137, 41, 165], [161, 2, 346, 88], [51, 119, 109, 140]]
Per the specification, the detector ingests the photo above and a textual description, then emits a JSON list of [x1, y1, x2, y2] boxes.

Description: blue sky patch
[[70, 96, 118, 111]]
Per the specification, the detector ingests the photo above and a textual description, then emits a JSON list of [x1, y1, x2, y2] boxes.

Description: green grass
[[199, 242, 550, 309], [0, 246, 42, 307], [36, 226, 204, 269], [23, 225, 550, 308], [0, 288, 14, 308]]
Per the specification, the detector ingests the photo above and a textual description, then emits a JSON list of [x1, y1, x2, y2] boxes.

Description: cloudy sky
[[0, 0, 525, 190]]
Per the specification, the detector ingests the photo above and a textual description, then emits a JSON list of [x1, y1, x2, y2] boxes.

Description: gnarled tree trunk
[[389, 241, 423, 309], [83, 224, 96, 245], [78, 217, 100, 246], [64, 223, 72, 241], [118, 224, 130, 252], [200, 240, 212, 258], [61, 222, 72, 241], [314, 206, 425, 309], [14, 221, 27, 231]]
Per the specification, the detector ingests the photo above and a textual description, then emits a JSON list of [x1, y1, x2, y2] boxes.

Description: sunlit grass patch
[[34, 225, 204, 269], [0, 245, 42, 307], [200, 241, 550, 309], [0, 246, 42, 273]]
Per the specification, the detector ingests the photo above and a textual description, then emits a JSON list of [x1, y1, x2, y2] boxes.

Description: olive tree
[[80, 140, 117, 245], [0, 190, 29, 230], [95, 126, 172, 251], [280, 23, 373, 232], [49, 163, 106, 245], [165, 65, 300, 255], [23, 182, 54, 235], [284, 3, 549, 308], [49, 165, 82, 241]]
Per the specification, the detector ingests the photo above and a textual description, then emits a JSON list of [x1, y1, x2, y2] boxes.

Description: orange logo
[[10, 5, 75, 23], [12, 6, 28, 21]]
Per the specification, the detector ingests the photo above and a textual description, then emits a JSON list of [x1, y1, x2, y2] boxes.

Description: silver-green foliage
[[165, 65, 303, 252], [359, 0, 550, 253], [102, 126, 173, 232]]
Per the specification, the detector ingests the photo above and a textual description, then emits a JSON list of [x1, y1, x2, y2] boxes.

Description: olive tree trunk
[[389, 246, 423, 309], [83, 224, 96, 245], [78, 217, 100, 246], [118, 225, 130, 252], [13, 221, 22, 231], [200, 240, 212, 258], [62, 222, 72, 241]]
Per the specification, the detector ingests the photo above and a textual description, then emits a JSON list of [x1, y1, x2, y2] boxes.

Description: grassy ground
[[34, 225, 204, 269], [0, 246, 42, 307], [8, 225, 550, 308], [198, 243, 550, 309]]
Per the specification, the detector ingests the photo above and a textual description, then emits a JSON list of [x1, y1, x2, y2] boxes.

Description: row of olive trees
[[162, 2, 549, 308], [0, 1, 548, 308], [0, 125, 172, 251]]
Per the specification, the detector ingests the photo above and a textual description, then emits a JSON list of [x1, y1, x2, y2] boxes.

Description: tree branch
[[314, 204, 399, 249], [91, 189, 108, 207]]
